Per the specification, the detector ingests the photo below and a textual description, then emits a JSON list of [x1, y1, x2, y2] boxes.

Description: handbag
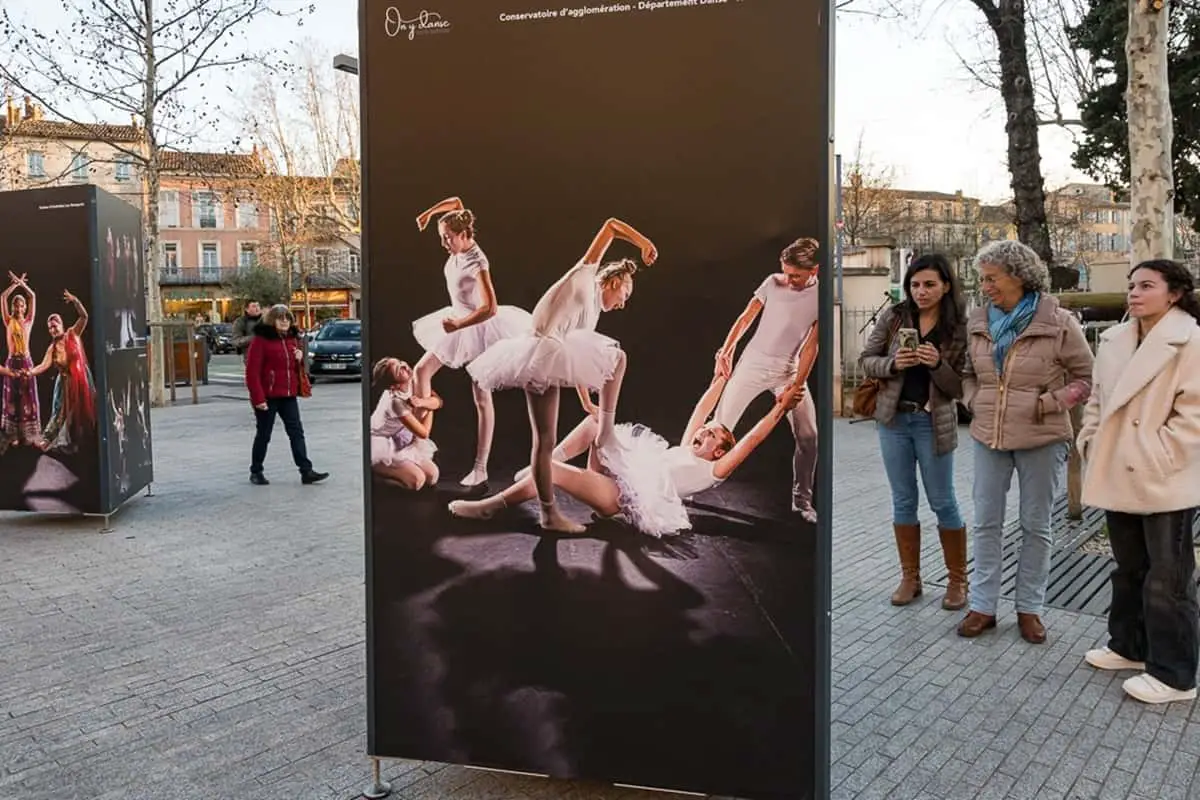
[[298, 363, 313, 398], [851, 311, 902, 418]]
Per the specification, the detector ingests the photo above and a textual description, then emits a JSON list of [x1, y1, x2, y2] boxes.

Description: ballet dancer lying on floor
[[448, 370, 807, 537]]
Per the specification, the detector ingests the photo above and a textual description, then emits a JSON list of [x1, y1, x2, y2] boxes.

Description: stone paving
[[2, 381, 1199, 800]]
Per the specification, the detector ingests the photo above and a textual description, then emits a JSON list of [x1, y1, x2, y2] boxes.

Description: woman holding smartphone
[[859, 254, 969, 610]]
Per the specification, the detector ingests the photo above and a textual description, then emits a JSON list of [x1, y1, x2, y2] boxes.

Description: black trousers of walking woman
[[1106, 509, 1200, 691], [251, 397, 312, 475]]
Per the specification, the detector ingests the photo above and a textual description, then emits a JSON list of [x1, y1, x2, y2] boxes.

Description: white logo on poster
[[384, 8, 452, 40]]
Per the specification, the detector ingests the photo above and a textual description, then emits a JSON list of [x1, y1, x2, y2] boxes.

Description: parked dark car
[[306, 319, 362, 379], [209, 323, 235, 354]]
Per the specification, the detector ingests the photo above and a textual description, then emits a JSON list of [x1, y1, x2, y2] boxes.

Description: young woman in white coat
[[1077, 259, 1200, 705]]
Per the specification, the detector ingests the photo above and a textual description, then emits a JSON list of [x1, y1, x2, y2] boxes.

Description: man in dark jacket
[[231, 301, 262, 360]]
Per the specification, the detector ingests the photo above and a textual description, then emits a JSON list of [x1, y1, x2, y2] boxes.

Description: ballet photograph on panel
[[360, 1, 833, 797]]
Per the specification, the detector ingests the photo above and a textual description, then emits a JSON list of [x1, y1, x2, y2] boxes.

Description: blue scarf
[[988, 292, 1039, 375]]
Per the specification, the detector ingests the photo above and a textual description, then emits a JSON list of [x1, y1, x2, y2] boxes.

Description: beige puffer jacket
[[962, 293, 1094, 451]]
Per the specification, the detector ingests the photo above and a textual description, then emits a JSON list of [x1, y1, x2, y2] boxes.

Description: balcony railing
[[158, 266, 250, 284], [158, 266, 363, 288]]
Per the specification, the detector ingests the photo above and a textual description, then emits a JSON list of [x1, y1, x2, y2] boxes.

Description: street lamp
[[333, 54, 359, 76]]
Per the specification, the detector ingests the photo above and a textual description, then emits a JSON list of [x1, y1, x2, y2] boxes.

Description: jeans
[[713, 349, 817, 508], [1106, 509, 1199, 691], [876, 412, 963, 529], [251, 396, 312, 475], [970, 439, 1067, 617]]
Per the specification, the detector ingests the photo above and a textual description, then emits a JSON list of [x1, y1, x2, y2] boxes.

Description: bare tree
[[840, 135, 910, 247], [956, 0, 1055, 266], [245, 46, 360, 325], [1126, 0, 1174, 263], [0, 0, 307, 406]]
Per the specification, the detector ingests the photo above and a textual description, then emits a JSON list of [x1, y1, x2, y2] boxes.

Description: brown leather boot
[[1018, 613, 1046, 644], [890, 523, 922, 606], [956, 611, 997, 637], [938, 527, 968, 611]]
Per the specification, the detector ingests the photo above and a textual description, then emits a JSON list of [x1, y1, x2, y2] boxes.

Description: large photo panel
[[93, 187, 153, 513], [362, 2, 833, 797], [0, 185, 102, 514]]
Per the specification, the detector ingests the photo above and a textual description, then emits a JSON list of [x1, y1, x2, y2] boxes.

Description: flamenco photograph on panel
[[367, 203, 823, 799], [0, 269, 99, 513]]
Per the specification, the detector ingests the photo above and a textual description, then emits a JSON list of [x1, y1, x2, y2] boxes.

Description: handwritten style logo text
[[384, 8, 451, 40]]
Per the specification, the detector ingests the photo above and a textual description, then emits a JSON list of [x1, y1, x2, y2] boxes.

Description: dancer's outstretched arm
[[415, 196, 464, 231], [29, 345, 53, 377], [712, 382, 804, 480], [576, 385, 598, 417], [0, 283, 11, 326], [714, 296, 763, 377], [65, 291, 87, 335], [792, 320, 818, 386], [581, 217, 658, 266], [681, 374, 729, 447]]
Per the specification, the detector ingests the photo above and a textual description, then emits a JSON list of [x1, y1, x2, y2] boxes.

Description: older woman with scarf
[[958, 240, 1094, 644]]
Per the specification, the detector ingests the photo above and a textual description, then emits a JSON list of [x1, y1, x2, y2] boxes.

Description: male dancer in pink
[[713, 237, 820, 522]]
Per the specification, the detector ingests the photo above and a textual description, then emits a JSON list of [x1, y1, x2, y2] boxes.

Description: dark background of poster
[[362, 1, 832, 798], [93, 188, 154, 512], [0, 185, 101, 514]]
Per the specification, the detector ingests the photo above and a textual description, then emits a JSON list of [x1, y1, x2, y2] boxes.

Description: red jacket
[[245, 324, 304, 406]]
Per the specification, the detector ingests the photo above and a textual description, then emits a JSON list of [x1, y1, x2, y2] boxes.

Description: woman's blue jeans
[[970, 439, 1067, 617], [877, 411, 964, 530]]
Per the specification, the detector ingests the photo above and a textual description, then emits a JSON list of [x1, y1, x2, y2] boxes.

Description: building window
[[26, 151, 45, 177], [193, 191, 219, 229], [349, 251, 361, 273], [200, 242, 219, 271], [70, 153, 89, 182], [924, 202, 933, 220], [237, 201, 258, 229], [238, 243, 257, 268], [159, 191, 180, 227], [314, 249, 330, 273], [162, 242, 180, 272], [115, 155, 133, 182], [944, 204, 952, 221]]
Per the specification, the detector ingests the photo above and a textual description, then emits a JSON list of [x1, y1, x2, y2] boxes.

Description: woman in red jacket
[[245, 304, 328, 486]]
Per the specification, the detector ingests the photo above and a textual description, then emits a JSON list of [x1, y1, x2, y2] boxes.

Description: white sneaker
[[1084, 647, 1146, 671], [1122, 673, 1197, 705]]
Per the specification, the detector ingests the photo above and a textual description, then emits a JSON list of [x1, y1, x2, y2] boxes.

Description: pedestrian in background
[[1078, 259, 1200, 704], [859, 253, 969, 610], [245, 304, 328, 486], [958, 240, 1093, 644], [231, 300, 262, 362]]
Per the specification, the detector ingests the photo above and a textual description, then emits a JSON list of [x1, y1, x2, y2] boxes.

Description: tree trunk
[[143, 0, 166, 407], [1126, 0, 1174, 264], [985, 0, 1055, 267]]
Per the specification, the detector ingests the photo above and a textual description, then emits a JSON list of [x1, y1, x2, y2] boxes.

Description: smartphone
[[897, 328, 919, 351]]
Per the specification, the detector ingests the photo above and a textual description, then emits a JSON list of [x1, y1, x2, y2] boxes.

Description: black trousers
[[250, 397, 312, 475], [1106, 508, 1200, 691]]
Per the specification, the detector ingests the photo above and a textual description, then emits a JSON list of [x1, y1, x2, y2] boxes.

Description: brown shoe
[[938, 527, 968, 611], [890, 523, 922, 606], [1018, 613, 1046, 644], [957, 611, 996, 638]]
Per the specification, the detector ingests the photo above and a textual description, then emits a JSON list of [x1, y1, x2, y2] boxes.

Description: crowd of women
[[860, 240, 1200, 707]]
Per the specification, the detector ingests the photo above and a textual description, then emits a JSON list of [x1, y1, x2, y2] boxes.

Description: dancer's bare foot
[[459, 467, 488, 487], [539, 504, 585, 534], [449, 499, 500, 520]]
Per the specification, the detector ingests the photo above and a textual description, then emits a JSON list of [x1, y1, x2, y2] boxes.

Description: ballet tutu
[[371, 432, 438, 467], [466, 330, 622, 394], [597, 423, 692, 538], [412, 305, 533, 369]]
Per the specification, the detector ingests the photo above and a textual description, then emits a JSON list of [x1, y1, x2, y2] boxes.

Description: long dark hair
[[901, 253, 965, 342], [1129, 259, 1200, 325]]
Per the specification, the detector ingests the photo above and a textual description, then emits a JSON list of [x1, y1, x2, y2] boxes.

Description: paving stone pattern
[[2, 384, 1198, 800]]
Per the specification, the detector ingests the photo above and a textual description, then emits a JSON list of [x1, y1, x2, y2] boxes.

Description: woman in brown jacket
[[958, 240, 1094, 644], [859, 254, 969, 610]]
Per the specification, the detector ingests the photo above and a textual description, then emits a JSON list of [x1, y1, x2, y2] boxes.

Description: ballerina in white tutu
[[467, 217, 658, 533], [449, 371, 808, 537], [370, 357, 442, 490], [413, 197, 533, 487]]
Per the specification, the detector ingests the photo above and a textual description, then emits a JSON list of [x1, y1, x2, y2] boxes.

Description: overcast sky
[[5, 0, 1094, 203]]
